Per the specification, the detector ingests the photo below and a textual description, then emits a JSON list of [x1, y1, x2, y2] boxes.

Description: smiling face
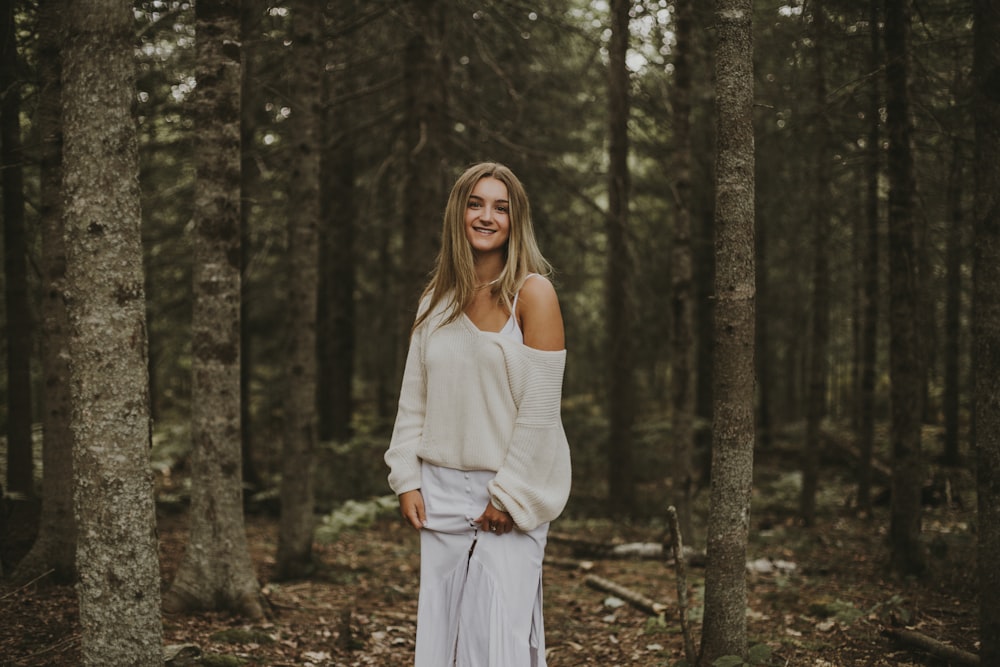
[[464, 176, 511, 259]]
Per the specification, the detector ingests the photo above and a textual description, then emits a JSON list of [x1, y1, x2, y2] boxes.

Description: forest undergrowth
[[0, 422, 982, 666]]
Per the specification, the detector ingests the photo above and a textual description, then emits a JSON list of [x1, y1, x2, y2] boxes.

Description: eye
[[496, 205, 509, 214], [467, 199, 482, 209]]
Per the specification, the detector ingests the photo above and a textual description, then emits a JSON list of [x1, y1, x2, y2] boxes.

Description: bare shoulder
[[518, 275, 565, 351]]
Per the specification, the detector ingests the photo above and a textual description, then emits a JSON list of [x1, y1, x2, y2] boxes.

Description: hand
[[399, 489, 427, 530], [476, 502, 513, 535]]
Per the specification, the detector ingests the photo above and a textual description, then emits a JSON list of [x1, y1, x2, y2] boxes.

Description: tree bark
[[699, 0, 755, 664], [606, 0, 636, 517], [162, 0, 264, 619], [277, 0, 322, 578], [973, 1, 1000, 663], [885, 0, 925, 575], [398, 0, 448, 412], [318, 0, 356, 444], [239, 0, 266, 490], [63, 0, 163, 663], [857, 0, 882, 515], [11, 0, 76, 584], [802, 1, 832, 527], [942, 135, 963, 466], [1, 0, 34, 498], [669, 0, 696, 541]]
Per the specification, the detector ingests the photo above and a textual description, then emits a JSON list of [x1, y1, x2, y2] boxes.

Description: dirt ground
[[0, 491, 981, 667]]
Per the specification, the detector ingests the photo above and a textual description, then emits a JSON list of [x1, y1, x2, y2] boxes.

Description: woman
[[385, 162, 571, 666]]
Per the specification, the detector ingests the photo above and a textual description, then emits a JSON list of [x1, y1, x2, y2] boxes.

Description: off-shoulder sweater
[[384, 297, 572, 531]]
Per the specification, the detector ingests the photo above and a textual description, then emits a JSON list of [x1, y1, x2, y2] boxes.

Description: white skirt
[[415, 462, 549, 667]]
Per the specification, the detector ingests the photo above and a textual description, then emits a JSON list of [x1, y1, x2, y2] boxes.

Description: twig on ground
[[0, 569, 56, 601], [667, 505, 697, 665]]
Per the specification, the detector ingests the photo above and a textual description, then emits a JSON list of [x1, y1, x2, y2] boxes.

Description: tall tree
[[885, 0, 925, 575], [162, 0, 264, 619], [973, 0, 1000, 662], [1, 0, 33, 497], [11, 0, 76, 583], [857, 0, 882, 514], [277, 0, 322, 578], [239, 0, 266, 490], [398, 0, 447, 400], [669, 0, 696, 541], [606, 0, 636, 517], [318, 0, 356, 444], [699, 0, 755, 663], [801, 1, 832, 526], [63, 0, 163, 662], [942, 134, 963, 466]]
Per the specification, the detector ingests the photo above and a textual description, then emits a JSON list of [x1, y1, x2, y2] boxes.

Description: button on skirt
[[416, 462, 549, 667]]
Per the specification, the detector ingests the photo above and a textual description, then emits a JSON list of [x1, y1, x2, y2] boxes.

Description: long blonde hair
[[414, 162, 551, 331]]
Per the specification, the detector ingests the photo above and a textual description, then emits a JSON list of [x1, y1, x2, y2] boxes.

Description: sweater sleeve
[[384, 312, 429, 495], [487, 346, 572, 531]]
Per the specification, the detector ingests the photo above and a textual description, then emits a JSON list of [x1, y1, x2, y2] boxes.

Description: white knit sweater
[[385, 298, 572, 531]]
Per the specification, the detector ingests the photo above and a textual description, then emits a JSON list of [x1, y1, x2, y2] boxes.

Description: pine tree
[[162, 0, 264, 619], [699, 0, 756, 662], [63, 0, 163, 662]]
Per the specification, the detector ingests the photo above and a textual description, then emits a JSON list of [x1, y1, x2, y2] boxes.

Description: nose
[[479, 205, 494, 223]]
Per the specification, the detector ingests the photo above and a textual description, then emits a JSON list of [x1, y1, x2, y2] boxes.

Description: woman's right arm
[[384, 314, 429, 509]]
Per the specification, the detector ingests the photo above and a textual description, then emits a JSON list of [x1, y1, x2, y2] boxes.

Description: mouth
[[472, 226, 496, 235]]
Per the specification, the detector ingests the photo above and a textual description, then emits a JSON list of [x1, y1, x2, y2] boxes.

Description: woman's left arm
[[479, 276, 569, 533], [518, 275, 565, 352]]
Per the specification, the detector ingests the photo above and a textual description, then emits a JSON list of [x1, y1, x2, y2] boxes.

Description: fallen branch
[[584, 574, 667, 616], [548, 532, 705, 564], [544, 556, 595, 571], [882, 627, 980, 667]]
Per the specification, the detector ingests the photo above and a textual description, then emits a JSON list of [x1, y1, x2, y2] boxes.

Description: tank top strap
[[511, 273, 538, 317]]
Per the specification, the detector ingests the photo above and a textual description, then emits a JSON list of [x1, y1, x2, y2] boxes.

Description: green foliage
[[643, 612, 669, 635], [208, 627, 275, 645], [200, 655, 248, 667], [314, 496, 399, 543], [711, 643, 773, 667], [808, 597, 864, 625], [868, 594, 913, 625]]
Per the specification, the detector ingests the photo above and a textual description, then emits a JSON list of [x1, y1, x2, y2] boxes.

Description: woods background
[[0, 0, 998, 665]]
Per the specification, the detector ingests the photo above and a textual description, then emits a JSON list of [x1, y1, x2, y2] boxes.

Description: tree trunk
[[399, 0, 447, 395], [606, 0, 636, 517], [857, 0, 882, 515], [802, 2, 832, 527], [942, 135, 963, 466], [318, 0, 356, 444], [669, 0, 696, 541], [162, 0, 264, 620], [12, 0, 75, 583], [63, 1, 163, 663], [973, 1, 1000, 662], [885, 0, 925, 575], [699, 0, 755, 664], [1, 0, 34, 498], [239, 0, 266, 491], [277, 0, 322, 578]]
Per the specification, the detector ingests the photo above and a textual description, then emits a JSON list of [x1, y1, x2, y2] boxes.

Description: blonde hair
[[414, 162, 551, 331]]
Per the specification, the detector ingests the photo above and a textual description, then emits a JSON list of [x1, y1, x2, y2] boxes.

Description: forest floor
[[0, 436, 983, 667]]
